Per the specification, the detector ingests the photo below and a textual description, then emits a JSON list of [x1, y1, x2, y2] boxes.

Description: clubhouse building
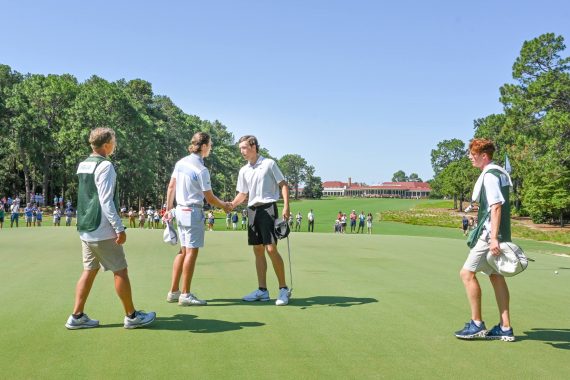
[[322, 178, 431, 198]]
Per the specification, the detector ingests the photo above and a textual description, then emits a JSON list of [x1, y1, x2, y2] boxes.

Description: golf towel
[[471, 164, 513, 203]]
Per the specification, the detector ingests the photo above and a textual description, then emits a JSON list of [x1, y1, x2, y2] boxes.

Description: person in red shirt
[[349, 210, 357, 233]]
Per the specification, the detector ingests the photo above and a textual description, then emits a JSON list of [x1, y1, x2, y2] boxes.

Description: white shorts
[[176, 206, 205, 248], [463, 238, 499, 276]]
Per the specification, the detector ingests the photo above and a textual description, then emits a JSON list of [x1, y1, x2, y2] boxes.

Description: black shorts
[[247, 202, 278, 246]]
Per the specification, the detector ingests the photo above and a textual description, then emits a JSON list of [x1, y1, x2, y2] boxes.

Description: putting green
[[1, 227, 569, 379]]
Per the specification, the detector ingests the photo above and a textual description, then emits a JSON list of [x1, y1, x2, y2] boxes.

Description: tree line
[[391, 170, 423, 183], [0, 66, 323, 208], [429, 33, 570, 226]]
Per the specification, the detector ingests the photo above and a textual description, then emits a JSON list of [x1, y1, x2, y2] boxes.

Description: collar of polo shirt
[[249, 155, 264, 167], [190, 152, 204, 164]]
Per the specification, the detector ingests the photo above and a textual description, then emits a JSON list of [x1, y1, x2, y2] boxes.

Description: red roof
[[326, 180, 431, 191], [322, 181, 348, 188], [381, 181, 430, 188]]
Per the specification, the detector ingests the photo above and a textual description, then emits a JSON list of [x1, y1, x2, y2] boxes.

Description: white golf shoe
[[124, 310, 156, 329], [166, 290, 181, 303], [242, 289, 270, 302], [275, 288, 290, 306], [65, 314, 100, 330], [178, 292, 207, 306]]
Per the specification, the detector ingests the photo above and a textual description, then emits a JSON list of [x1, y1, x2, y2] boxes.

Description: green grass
[[415, 199, 455, 209], [7, 196, 567, 255], [381, 204, 570, 245], [511, 224, 570, 245], [1, 226, 569, 379], [382, 208, 460, 229], [270, 197, 449, 233]]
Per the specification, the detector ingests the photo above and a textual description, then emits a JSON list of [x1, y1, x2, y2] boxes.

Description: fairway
[[1, 227, 569, 379]]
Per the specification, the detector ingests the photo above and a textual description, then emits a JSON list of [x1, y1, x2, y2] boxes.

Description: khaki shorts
[[81, 238, 127, 272], [463, 238, 499, 276]]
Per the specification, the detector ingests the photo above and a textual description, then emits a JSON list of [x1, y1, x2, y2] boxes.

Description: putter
[[275, 217, 293, 297], [286, 234, 293, 297]]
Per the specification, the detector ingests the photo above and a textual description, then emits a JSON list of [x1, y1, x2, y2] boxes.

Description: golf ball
[[554, 271, 559, 274]]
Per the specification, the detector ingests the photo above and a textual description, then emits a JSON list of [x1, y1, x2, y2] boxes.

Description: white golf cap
[[163, 221, 178, 245], [486, 242, 529, 277]]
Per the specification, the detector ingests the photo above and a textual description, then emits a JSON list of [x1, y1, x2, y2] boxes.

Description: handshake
[[222, 201, 234, 213], [162, 200, 237, 221]]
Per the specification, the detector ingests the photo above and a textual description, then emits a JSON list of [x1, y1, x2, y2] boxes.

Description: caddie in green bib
[[76, 155, 120, 232]]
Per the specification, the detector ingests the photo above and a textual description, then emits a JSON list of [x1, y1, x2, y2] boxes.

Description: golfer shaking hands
[[164, 132, 231, 306], [229, 135, 291, 306]]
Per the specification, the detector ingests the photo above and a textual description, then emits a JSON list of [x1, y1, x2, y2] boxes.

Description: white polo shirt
[[171, 153, 212, 206], [481, 172, 506, 239], [237, 155, 285, 207]]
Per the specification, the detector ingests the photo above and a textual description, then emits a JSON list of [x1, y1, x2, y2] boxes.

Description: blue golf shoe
[[486, 323, 515, 342], [454, 320, 487, 339]]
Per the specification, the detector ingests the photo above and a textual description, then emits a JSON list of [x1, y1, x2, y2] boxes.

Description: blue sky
[[2, 1, 569, 184]]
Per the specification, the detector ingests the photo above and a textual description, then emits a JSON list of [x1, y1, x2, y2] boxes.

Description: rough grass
[[381, 208, 460, 229], [382, 206, 570, 246]]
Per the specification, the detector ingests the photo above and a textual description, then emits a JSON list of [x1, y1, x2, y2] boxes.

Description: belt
[[178, 204, 203, 209], [249, 202, 276, 210], [179, 208, 201, 212]]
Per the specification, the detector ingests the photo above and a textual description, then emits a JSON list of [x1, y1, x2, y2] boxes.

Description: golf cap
[[486, 242, 529, 277], [163, 220, 178, 245], [274, 218, 290, 240]]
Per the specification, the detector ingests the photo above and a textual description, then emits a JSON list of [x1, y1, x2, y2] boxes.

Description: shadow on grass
[[98, 323, 124, 329], [292, 296, 379, 309], [518, 328, 570, 350], [151, 314, 264, 333], [208, 296, 378, 309]]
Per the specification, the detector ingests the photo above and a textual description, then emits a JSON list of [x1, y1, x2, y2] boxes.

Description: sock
[[473, 320, 482, 327], [258, 287, 267, 292], [72, 312, 84, 319], [128, 311, 137, 319], [500, 325, 511, 332], [279, 287, 289, 290]]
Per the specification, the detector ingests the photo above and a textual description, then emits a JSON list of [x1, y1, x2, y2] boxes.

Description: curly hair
[[469, 138, 495, 159], [89, 128, 115, 149]]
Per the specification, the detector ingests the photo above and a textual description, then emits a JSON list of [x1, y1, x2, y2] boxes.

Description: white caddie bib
[[77, 161, 97, 174]]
